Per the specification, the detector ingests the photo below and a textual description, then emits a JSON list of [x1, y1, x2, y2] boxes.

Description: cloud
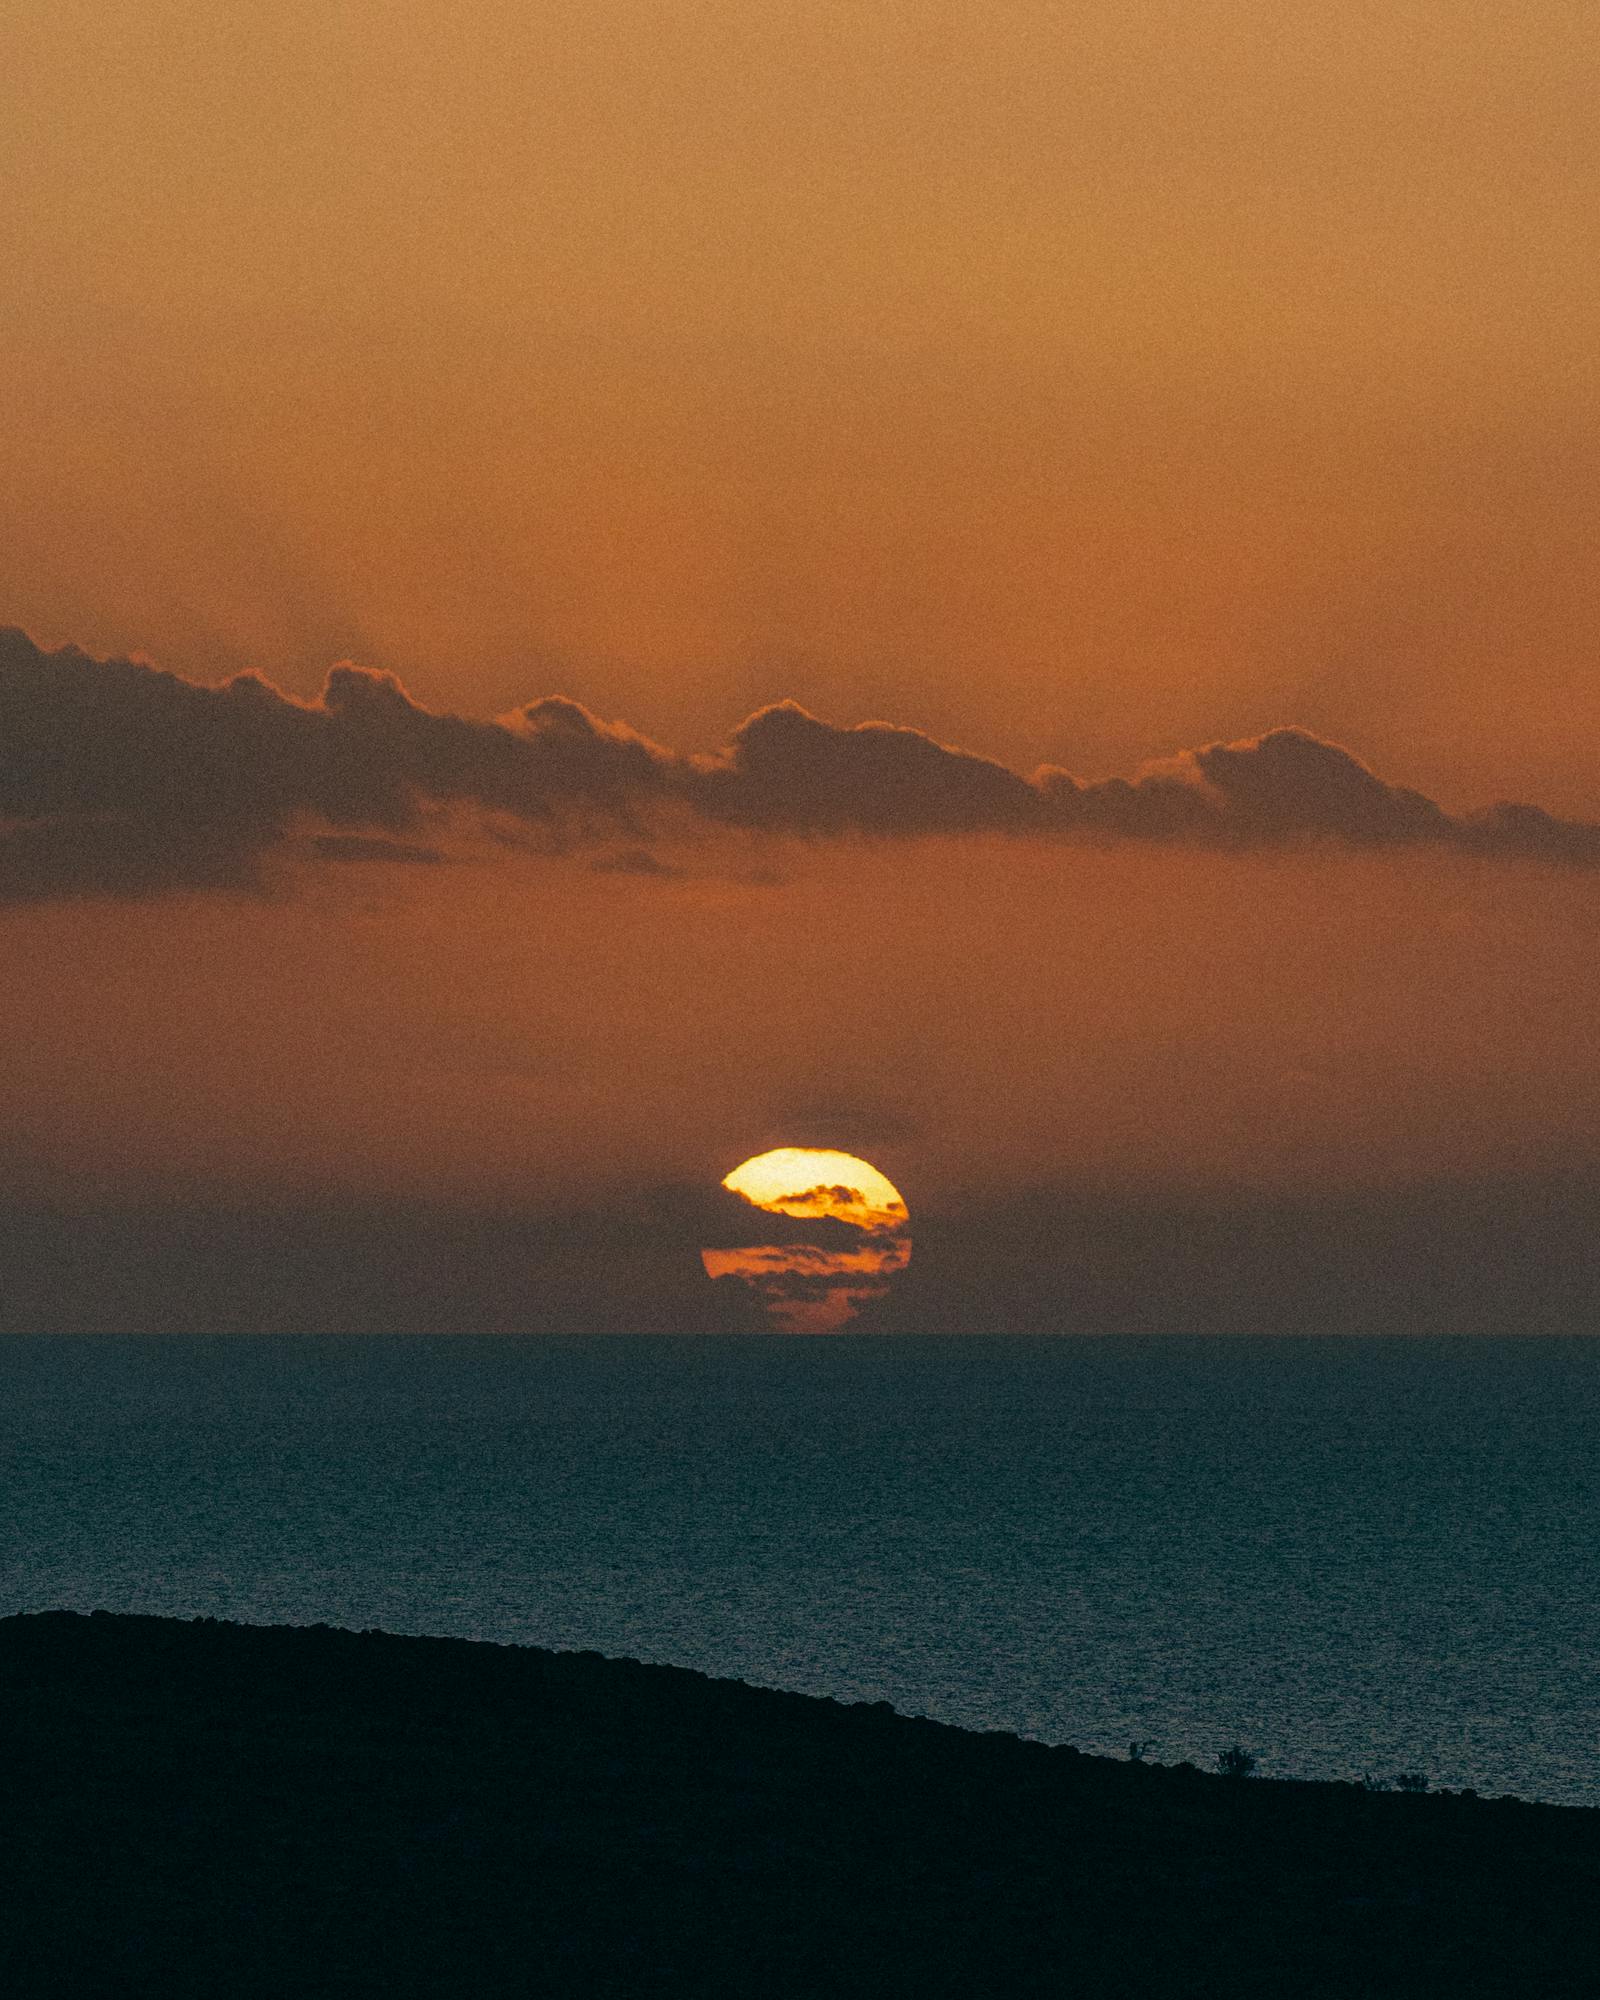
[[4, 625, 1598, 900], [6, 1169, 1599, 1336], [701, 1184, 880, 1252], [310, 834, 447, 865], [0, 813, 262, 903], [696, 699, 1042, 834], [588, 846, 683, 878], [1453, 800, 1600, 867]]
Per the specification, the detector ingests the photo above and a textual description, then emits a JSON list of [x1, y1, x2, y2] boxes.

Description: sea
[[3, 1334, 1596, 1805]]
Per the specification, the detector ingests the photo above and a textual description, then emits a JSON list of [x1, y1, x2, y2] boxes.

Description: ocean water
[[3, 1334, 1597, 1805]]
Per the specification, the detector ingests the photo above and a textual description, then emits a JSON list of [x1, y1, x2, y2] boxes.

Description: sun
[[722, 1148, 909, 1234], [703, 1148, 911, 1333]]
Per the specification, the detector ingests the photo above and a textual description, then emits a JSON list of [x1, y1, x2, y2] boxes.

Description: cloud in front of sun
[[705, 1149, 911, 1333]]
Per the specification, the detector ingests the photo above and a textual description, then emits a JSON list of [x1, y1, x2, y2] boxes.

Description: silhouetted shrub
[[1394, 1772, 1428, 1793], [1216, 1745, 1257, 1780], [1127, 1740, 1157, 1763]]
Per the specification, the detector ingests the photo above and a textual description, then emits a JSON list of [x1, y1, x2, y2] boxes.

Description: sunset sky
[[3, 0, 1597, 1332]]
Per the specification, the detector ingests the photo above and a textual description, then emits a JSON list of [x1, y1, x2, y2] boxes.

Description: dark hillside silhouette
[[1, 1612, 1595, 1997]]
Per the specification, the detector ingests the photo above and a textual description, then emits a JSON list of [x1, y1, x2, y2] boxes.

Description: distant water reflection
[[3, 1335, 1598, 1804]]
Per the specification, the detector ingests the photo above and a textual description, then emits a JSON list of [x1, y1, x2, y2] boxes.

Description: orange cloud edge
[[4, 625, 1600, 905]]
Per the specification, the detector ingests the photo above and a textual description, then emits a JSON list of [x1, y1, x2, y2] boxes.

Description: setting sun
[[722, 1149, 909, 1234], [704, 1148, 911, 1333]]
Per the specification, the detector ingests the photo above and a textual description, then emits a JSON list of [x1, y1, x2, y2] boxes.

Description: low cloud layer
[[4, 627, 1597, 900], [4, 1170, 1597, 1336]]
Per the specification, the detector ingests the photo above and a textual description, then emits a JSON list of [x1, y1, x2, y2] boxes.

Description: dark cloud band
[[3, 626, 1596, 900]]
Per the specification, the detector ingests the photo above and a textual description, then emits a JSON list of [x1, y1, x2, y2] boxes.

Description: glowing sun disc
[[722, 1147, 909, 1233], [705, 1148, 911, 1333]]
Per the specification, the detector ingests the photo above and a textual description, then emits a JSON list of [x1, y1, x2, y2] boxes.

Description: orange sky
[[6, 838, 1599, 1215], [3, 4, 1599, 1330], [4, 0, 1597, 809]]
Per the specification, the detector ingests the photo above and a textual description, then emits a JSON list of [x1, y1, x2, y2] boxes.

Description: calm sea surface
[[3, 1335, 1596, 1804]]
